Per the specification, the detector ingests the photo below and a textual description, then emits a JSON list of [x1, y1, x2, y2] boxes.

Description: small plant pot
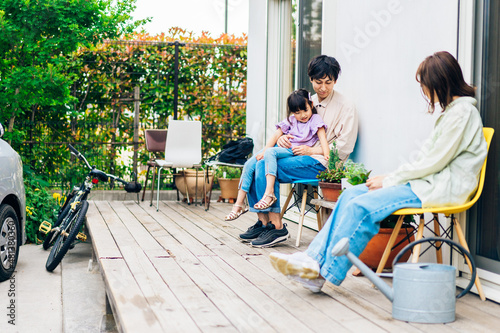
[[359, 227, 415, 270], [319, 181, 342, 202], [218, 178, 240, 199]]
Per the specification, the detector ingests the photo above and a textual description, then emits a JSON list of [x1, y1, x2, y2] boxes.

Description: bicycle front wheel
[[45, 200, 88, 272]]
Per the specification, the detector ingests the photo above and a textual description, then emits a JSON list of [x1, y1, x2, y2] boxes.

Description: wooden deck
[[86, 200, 500, 333]]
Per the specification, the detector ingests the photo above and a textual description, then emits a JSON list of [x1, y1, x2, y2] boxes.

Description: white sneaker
[[287, 275, 325, 293], [269, 252, 320, 280]]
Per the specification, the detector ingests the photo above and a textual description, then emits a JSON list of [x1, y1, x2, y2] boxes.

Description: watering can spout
[[332, 238, 394, 302]]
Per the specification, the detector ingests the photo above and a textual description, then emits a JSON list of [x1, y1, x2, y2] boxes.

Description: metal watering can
[[332, 237, 476, 324]]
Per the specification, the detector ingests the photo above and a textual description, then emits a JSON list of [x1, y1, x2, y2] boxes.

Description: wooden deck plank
[[87, 200, 500, 332], [100, 259, 164, 333], [124, 202, 238, 333], [139, 203, 278, 332], [156, 202, 370, 332], [94, 201, 202, 333], [86, 201, 122, 259]]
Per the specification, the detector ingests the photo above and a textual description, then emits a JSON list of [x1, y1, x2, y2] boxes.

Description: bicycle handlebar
[[68, 144, 141, 192]]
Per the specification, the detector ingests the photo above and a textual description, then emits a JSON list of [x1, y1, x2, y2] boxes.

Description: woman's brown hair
[[416, 51, 475, 113]]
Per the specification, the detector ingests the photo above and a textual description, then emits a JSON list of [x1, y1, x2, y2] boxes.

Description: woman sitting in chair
[[269, 51, 488, 293]]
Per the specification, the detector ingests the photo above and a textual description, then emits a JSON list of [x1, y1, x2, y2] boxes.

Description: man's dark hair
[[307, 55, 341, 81]]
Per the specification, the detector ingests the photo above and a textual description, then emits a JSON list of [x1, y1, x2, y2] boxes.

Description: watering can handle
[[392, 237, 476, 299]]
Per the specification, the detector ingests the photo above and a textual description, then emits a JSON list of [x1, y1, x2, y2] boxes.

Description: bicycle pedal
[[39, 221, 52, 235], [76, 232, 87, 242]]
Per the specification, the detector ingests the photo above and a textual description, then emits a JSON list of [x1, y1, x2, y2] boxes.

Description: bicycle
[[41, 144, 141, 272]]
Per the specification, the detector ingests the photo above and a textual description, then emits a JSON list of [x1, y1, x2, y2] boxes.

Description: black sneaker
[[250, 223, 289, 248], [239, 220, 267, 242]]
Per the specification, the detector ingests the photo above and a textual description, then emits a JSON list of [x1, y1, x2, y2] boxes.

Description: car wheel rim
[[0, 217, 17, 270]]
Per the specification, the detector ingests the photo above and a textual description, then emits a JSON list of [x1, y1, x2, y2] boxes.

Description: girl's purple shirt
[[276, 114, 327, 148]]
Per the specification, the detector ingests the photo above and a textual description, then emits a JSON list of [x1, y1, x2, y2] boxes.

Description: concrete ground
[[0, 241, 115, 333]]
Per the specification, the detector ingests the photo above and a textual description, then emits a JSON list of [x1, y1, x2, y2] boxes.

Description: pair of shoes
[[225, 204, 249, 221], [253, 193, 277, 210], [287, 275, 325, 293], [250, 223, 289, 247], [239, 220, 267, 242], [269, 251, 320, 280]]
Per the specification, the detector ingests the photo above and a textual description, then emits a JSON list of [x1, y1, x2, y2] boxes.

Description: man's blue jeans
[[247, 155, 326, 213], [305, 183, 421, 286]]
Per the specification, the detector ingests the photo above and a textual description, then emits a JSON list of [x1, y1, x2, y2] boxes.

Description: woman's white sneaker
[[269, 252, 320, 280]]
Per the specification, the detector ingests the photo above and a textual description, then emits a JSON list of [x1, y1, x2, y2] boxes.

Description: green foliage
[[318, 142, 372, 185], [214, 166, 242, 180], [344, 160, 372, 185], [4, 25, 247, 189], [379, 215, 415, 229], [317, 142, 344, 183], [23, 166, 58, 244], [0, 0, 146, 188]]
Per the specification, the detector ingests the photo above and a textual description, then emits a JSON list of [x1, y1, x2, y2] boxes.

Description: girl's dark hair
[[416, 51, 475, 113], [287, 89, 317, 123], [308, 55, 341, 81]]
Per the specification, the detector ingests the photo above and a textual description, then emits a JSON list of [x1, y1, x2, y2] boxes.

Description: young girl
[[225, 89, 330, 221]]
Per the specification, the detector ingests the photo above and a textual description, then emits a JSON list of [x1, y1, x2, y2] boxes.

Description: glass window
[[293, 0, 323, 91], [471, 0, 500, 273]]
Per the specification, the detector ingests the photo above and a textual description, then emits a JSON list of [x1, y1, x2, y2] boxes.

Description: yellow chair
[[375, 127, 494, 302]]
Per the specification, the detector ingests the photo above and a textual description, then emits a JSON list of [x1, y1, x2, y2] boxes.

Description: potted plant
[[214, 166, 242, 202], [317, 142, 344, 201], [317, 143, 372, 201], [343, 159, 372, 188], [356, 215, 416, 274]]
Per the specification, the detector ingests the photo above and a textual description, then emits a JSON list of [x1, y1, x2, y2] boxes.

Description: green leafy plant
[[214, 166, 242, 180], [23, 166, 59, 244], [317, 142, 344, 183], [344, 160, 372, 185]]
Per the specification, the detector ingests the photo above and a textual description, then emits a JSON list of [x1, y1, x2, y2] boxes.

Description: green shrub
[[24, 166, 59, 244]]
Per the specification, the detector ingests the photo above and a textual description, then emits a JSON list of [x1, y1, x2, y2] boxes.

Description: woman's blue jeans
[[305, 183, 421, 286]]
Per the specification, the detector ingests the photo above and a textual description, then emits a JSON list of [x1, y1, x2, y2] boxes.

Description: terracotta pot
[[359, 227, 415, 270], [174, 169, 213, 200], [319, 181, 342, 202], [218, 178, 240, 199]]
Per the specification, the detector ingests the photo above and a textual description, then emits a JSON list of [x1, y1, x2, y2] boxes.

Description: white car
[[0, 123, 26, 282]]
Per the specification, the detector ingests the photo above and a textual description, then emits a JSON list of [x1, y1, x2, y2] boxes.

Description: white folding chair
[[155, 120, 204, 211]]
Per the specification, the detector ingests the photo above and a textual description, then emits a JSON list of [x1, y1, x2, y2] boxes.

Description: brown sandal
[[253, 194, 277, 210], [224, 204, 249, 221]]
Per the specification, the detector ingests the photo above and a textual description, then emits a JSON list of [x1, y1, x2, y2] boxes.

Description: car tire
[[0, 204, 20, 282]]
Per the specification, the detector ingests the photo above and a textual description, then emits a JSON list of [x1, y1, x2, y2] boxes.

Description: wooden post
[[133, 86, 140, 176]]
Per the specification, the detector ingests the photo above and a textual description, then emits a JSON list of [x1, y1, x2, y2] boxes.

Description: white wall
[[322, 0, 459, 175], [246, 0, 268, 151]]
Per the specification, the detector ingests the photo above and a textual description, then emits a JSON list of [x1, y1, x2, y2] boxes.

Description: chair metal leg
[[156, 167, 163, 211], [183, 171, 190, 204], [452, 216, 486, 301], [433, 213, 443, 264], [195, 168, 199, 206], [280, 186, 295, 219], [142, 165, 151, 202], [411, 214, 426, 263], [205, 167, 215, 211], [150, 166, 157, 207], [376, 215, 405, 274], [295, 188, 309, 247]]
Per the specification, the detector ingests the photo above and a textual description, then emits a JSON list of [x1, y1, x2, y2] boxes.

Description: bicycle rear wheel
[[45, 200, 88, 272]]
